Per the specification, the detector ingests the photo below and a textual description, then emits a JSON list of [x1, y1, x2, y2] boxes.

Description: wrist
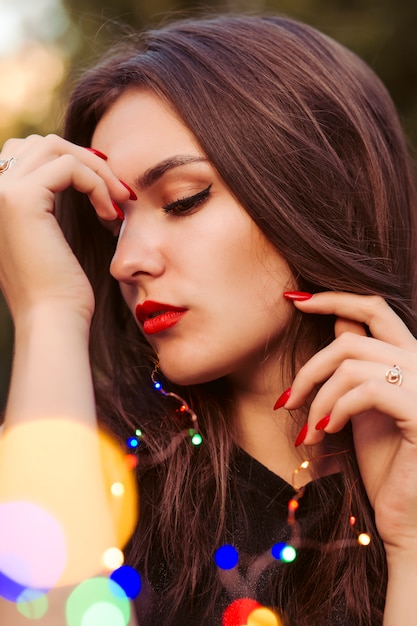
[[383, 544, 417, 625], [385, 542, 417, 572], [5, 300, 96, 427], [13, 300, 92, 337]]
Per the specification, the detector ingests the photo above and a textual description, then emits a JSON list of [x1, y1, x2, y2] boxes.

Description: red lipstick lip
[[135, 300, 188, 335]]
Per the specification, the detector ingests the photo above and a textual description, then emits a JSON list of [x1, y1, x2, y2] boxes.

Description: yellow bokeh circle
[[247, 607, 283, 626]]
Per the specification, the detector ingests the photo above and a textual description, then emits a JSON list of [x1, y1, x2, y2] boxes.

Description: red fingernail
[[86, 147, 108, 160], [112, 201, 124, 221], [295, 423, 308, 447], [315, 414, 330, 431], [284, 291, 313, 301], [120, 180, 137, 201], [274, 387, 291, 410]]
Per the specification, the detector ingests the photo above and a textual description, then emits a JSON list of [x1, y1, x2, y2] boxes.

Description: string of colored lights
[[151, 364, 203, 446]]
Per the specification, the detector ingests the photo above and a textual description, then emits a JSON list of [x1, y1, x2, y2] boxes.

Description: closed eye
[[162, 184, 212, 216]]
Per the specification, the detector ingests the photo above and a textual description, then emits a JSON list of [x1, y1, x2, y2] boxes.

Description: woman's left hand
[[283, 291, 417, 558]]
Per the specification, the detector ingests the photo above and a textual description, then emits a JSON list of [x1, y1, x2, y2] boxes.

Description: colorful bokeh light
[[191, 432, 203, 446], [0, 501, 66, 601], [0, 420, 138, 590], [271, 542, 296, 563], [66, 577, 130, 626], [79, 601, 126, 626], [16, 590, 48, 620], [214, 545, 239, 570], [102, 547, 124, 571], [247, 606, 283, 626], [358, 533, 371, 546], [110, 566, 141, 600], [98, 428, 139, 550], [222, 598, 262, 626]]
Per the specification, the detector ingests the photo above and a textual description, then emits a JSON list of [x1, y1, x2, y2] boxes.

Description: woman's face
[[92, 89, 294, 385]]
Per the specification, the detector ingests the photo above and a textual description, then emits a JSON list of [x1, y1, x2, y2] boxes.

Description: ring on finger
[[0, 157, 18, 174], [385, 364, 403, 386]]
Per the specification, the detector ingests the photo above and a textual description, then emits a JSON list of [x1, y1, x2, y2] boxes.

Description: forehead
[[92, 88, 202, 163]]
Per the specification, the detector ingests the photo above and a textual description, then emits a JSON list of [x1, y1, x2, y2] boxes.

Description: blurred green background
[[1, 0, 417, 410]]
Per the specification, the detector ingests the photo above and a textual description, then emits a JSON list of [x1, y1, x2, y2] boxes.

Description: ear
[[334, 316, 368, 338]]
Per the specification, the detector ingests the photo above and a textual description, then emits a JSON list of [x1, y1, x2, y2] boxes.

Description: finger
[[308, 397, 403, 504], [0, 137, 27, 156], [285, 331, 414, 409], [4, 157, 121, 222], [302, 359, 408, 445], [289, 292, 416, 348], [301, 384, 416, 510], [1, 134, 129, 206], [334, 317, 367, 338], [1, 135, 60, 176], [319, 383, 417, 447]]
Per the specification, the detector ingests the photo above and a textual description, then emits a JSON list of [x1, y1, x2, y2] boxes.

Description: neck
[[229, 358, 311, 485], [234, 392, 310, 485]]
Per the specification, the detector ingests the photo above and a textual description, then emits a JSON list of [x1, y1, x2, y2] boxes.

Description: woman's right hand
[[0, 135, 129, 324], [0, 141, 139, 608]]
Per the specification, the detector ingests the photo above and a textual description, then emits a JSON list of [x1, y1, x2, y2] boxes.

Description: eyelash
[[162, 184, 212, 216]]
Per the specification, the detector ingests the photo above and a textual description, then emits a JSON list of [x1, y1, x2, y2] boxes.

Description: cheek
[[246, 252, 294, 300]]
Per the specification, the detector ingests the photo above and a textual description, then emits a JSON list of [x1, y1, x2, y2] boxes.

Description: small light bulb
[[191, 433, 203, 446], [125, 454, 138, 469], [358, 533, 371, 546], [280, 545, 297, 563]]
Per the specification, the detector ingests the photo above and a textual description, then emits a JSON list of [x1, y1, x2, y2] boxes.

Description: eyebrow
[[134, 155, 208, 190]]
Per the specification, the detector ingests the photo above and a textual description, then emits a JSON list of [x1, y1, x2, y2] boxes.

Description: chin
[[160, 364, 226, 387]]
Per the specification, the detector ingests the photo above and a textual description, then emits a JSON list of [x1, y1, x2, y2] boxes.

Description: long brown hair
[[58, 15, 417, 625]]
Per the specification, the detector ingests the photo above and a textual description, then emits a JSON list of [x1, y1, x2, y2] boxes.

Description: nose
[[110, 216, 165, 284]]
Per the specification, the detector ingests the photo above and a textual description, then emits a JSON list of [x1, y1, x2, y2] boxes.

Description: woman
[[1, 14, 417, 626]]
